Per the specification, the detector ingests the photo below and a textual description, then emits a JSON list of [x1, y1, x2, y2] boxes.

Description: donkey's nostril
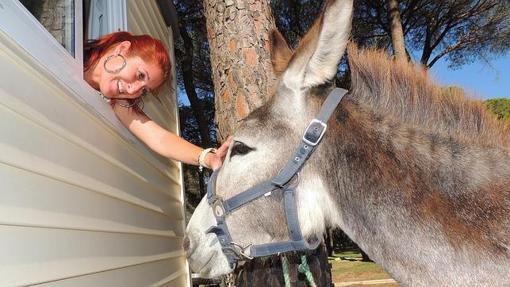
[[183, 235, 191, 252]]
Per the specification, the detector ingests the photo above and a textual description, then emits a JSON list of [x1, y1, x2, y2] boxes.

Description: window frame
[[1, 0, 83, 74]]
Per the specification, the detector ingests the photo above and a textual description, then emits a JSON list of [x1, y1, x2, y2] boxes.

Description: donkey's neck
[[317, 100, 510, 285]]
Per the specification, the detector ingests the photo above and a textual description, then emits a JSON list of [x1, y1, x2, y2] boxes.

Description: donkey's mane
[[347, 44, 510, 147]]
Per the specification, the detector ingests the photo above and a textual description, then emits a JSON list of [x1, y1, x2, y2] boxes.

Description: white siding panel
[[34, 258, 188, 287], [0, 1, 186, 285], [0, 225, 183, 286], [0, 102, 178, 215], [0, 163, 182, 236]]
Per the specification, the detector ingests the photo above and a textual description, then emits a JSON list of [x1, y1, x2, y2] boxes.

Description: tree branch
[[179, 25, 213, 147]]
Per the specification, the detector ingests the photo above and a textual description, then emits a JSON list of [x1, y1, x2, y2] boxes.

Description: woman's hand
[[206, 137, 232, 170]]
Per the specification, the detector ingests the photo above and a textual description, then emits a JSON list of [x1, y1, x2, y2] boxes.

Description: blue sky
[[430, 54, 510, 100]]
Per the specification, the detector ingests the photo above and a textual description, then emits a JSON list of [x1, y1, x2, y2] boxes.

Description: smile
[[117, 80, 123, 95]]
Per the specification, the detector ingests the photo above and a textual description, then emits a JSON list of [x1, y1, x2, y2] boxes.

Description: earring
[[103, 54, 127, 74]]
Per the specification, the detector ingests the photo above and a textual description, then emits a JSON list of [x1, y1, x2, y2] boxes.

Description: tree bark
[[19, 0, 73, 52], [203, 0, 277, 141], [386, 0, 407, 61], [203, 1, 333, 286]]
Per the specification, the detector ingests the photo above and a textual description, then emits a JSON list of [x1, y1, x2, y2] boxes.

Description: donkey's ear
[[270, 30, 293, 77], [283, 0, 353, 89]]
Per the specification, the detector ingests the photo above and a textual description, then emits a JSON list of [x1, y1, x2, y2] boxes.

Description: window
[[19, 0, 76, 56], [0, 1, 83, 70]]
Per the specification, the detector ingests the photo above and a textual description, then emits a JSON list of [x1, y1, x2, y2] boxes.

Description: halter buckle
[[302, 119, 327, 146]]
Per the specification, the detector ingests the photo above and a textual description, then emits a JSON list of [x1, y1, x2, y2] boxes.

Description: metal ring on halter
[[103, 54, 127, 74], [230, 242, 253, 260]]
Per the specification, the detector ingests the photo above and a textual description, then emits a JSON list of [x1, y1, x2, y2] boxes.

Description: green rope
[[281, 254, 317, 287], [298, 255, 317, 287], [281, 255, 291, 287]]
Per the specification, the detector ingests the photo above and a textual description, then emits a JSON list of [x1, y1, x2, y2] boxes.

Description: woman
[[84, 31, 229, 170]]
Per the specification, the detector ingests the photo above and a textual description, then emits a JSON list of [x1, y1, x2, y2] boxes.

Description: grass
[[329, 250, 399, 286]]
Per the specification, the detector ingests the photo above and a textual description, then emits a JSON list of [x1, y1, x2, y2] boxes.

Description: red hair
[[84, 31, 171, 94]]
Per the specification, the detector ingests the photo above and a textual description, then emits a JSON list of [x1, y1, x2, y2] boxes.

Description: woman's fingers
[[210, 136, 232, 170], [217, 136, 232, 158]]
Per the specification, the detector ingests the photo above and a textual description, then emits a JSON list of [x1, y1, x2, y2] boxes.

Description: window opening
[[19, 0, 76, 56]]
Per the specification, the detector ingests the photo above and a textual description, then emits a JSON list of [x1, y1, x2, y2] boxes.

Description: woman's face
[[98, 44, 164, 99]]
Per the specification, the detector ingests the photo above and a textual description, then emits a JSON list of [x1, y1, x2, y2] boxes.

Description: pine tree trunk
[[203, 1, 333, 286], [386, 0, 407, 61], [203, 0, 277, 141], [39, 0, 73, 52]]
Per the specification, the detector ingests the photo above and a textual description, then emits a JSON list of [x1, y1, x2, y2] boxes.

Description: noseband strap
[[207, 88, 348, 267]]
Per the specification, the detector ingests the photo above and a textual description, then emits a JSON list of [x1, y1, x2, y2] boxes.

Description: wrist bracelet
[[198, 148, 217, 171]]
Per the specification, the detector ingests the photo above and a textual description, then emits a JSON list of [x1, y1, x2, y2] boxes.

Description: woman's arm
[[113, 105, 230, 169]]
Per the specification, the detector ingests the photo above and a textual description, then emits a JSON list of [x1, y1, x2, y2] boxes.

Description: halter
[[206, 88, 348, 268]]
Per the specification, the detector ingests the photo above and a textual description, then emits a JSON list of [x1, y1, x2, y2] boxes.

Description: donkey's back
[[343, 46, 510, 287]]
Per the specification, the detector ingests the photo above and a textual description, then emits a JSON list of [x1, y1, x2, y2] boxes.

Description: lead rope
[[281, 255, 317, 287], [298, 255, 317, 287], [281, 255, 291, 287]]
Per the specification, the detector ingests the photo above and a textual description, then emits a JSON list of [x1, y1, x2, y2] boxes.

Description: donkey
[[185, 0, 510, 285]]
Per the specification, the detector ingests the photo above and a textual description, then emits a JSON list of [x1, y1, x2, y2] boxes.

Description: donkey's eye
[[230, 141, 255, 158]]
